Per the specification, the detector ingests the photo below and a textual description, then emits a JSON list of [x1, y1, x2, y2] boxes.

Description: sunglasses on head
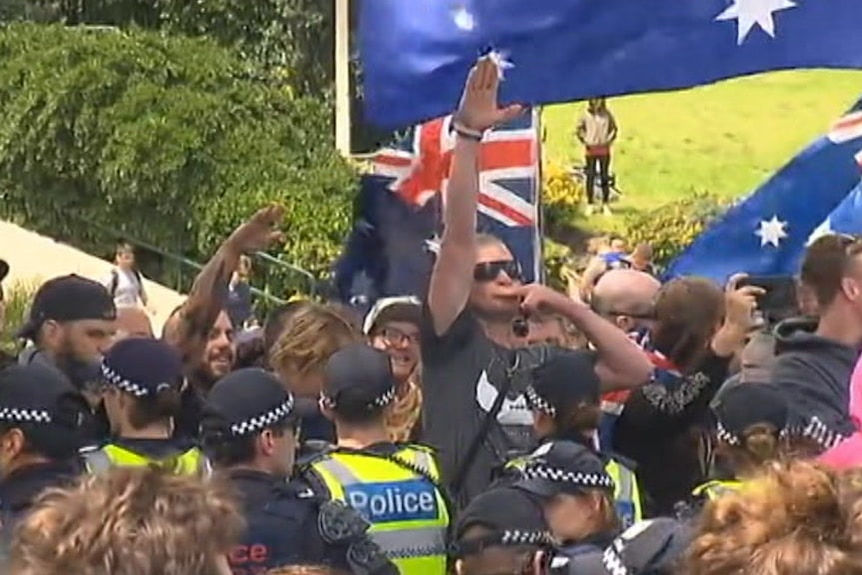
[[474, 260, 523, 283]]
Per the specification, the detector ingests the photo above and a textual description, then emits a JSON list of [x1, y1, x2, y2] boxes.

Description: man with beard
[[421, 57, 653, 508], [18, 275, 116, 390], [164, 205, 283, 440]]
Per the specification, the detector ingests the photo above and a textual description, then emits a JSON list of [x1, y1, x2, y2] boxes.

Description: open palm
[[455, 56, 524, 132]]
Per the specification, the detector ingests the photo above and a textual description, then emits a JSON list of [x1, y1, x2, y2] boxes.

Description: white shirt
[[104, 267, 145, 307]]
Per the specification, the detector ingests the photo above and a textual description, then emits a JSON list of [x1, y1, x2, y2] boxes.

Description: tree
[[0, 23, 355, 291]]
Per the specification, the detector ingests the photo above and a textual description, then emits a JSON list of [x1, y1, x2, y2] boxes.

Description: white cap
[[362, 296, 422, 335]]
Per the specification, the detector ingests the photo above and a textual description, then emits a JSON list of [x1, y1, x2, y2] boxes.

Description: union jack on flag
[[370, 109, 543, 282], [827, 108, 862, 168]]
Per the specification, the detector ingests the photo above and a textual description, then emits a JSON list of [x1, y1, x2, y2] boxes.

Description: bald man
[[114, 306, 154, 341], [591, 269, 661, 336]]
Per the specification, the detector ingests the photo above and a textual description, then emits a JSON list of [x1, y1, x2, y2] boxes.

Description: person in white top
[[103, 241, 152, 312]]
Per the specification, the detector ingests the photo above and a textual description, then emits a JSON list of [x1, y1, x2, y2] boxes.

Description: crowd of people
[[0, 55, 861, 575]]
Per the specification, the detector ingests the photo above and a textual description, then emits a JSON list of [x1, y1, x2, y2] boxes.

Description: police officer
[[300, 343, 450, 575], [451, 486, 555, 575], [502, 351, 643, 528], [514, 441, 621, 560], [200, 367, 396, 575], [81, 338, 205, 474], [554, 518, 693, 575], [0, 364, 89, 546], [691, 383, 805, 507]]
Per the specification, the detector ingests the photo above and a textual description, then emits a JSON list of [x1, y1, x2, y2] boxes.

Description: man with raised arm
[[420, 56, 654, 508]]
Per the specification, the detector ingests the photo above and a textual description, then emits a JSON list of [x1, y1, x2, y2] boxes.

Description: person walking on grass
[[577, 98, 618, 216]]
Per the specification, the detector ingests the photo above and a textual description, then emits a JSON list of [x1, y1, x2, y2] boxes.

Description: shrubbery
[[0, 280, 37, 355], [542, 162, 585, 231], [0, 24, 355, 296], [622, 192, 727, 266]]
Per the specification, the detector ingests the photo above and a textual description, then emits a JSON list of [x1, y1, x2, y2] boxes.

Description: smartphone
[[737, 275, 797, 315]]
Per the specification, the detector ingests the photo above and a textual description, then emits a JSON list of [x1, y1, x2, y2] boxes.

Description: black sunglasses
[[474, 260, 523, 283]]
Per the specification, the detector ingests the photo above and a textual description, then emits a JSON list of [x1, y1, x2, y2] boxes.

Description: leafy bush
[[543, 162, 585, 230], [543, 238, 574, 292], [622, 192, 727, 266], [1, 280, 38, 355], [0, 23, 355, 295]]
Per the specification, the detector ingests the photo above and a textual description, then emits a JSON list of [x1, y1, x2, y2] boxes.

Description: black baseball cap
[[18, 274, 116, 340], [527, 350, 600, 417], [0, 259, 8, 282], [322, 343, 397, 410], [713, 383, 789, 446], [561, 518, 694, 575], [201, 368, 296, 440], [515, 441, 614, 499], [452, 487, 554, 558]]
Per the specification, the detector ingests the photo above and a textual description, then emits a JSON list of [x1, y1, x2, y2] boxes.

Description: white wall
[[0, 221, 185, 333]]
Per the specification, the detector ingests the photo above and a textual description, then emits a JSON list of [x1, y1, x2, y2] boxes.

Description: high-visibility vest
[[306, 445, 449, 575], [505, 455, 643, 528], [604, 459, 642, 529], [82, 444, 209, 476], [692, 479, 744, 501]]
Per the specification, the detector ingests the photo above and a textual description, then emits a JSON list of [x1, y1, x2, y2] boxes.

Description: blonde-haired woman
[[11, 466, 242, 575], [686, 460, 862, 575], [269, 303, 362, 442]]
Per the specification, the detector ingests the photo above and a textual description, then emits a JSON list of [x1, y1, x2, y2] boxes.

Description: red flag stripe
[[478, 193, 533, 226]]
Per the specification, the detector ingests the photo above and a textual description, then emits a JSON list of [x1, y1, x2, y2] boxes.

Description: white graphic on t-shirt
[[475, 370, 533, 426]]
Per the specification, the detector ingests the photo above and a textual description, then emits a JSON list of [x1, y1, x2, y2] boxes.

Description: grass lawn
[[542, 70, 862, 233]]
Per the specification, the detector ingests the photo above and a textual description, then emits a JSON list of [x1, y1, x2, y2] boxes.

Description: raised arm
[[167, 205, 283, 364], [426, 57, 523, 336]]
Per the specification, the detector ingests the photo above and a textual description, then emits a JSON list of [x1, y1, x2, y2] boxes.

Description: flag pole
[[535, 106, 546, 284], [334, 0, 352, 156]]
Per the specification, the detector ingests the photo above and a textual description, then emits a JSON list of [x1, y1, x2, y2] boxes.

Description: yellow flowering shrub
[[622, 193, 727, 266], [543, 162, 585, 229]]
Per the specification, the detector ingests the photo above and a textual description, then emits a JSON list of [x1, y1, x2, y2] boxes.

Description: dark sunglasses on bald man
[[474, 260, 523, 283]]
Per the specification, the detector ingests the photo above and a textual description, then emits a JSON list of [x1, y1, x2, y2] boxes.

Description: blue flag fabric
[[333, 175, 437, 310], [664, 97, 862, 284], [359, 0, 862, 127], [807, 183, 862, 241]]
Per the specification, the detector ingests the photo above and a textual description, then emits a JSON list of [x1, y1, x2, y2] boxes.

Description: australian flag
[[334, 110, 542, 308], [359, 0, 862, 128], [665, 97, 862, 283]]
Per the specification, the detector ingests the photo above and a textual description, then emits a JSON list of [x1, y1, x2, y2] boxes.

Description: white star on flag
[[487, 50, 514, 80], [755, 215, 789, 247], [715, 0, 797, 45], [452, 6, 476, 31]]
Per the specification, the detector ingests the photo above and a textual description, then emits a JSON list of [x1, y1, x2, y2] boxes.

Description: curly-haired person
[[685, 460, 862, 575], [10, 466, 243, 575]]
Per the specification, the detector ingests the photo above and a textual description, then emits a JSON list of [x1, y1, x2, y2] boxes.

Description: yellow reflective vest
[[306, 445, 449, 575], [691, 479, 743, 501], [506, 454, 643, 529], [82, 443, 209, 476]]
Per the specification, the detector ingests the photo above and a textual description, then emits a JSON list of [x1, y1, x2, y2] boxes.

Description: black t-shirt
[[420, 306, 560, 508]]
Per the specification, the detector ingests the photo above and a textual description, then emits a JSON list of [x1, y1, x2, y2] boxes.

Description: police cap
[[202, 368, 295, 439], [322, 343, 396, 410], [713, 383, 789, 447], [515, 441, 614, 499], [101, 337, 183, 398], [452, 486, 553, 558], [0, 363, 89, 442], [527, 350, 600, 417]]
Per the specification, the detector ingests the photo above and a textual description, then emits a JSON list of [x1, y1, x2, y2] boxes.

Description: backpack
[[109, 268, 143, 298]]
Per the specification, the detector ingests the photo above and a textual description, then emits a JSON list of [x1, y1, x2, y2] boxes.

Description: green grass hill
[[542, 70, 862, 232]]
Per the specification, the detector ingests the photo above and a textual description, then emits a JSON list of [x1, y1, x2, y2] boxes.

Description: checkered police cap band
[[717, 421, 792, 447], [321, 386, 397, 410], [603, 545, 629, 575], [786, 416, 846, 451], [523, 463, 615, 490], [101, 363, 151, 398], [0, 407, 52, 424], [525, 385, 555, 417], [499, 529, 555, 547], [229, 397, 295, 437]]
